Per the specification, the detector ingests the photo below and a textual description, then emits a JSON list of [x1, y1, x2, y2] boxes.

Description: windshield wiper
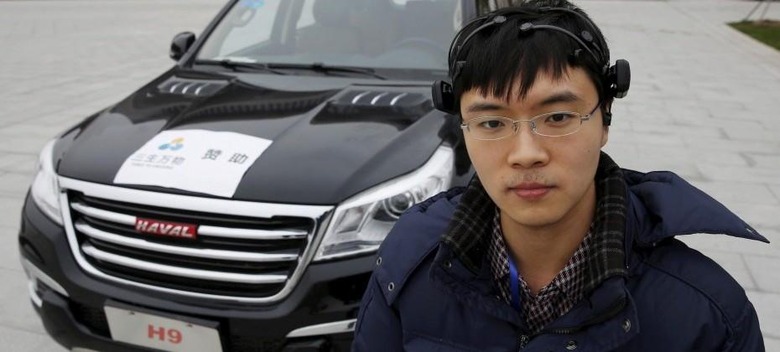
[[194, 59, 288, 75], [263, 62, 387, 80]]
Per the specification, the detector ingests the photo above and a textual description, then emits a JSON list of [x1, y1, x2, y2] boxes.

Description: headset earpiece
[[608, 59, 631, 99], [432, 80, 457, 114]]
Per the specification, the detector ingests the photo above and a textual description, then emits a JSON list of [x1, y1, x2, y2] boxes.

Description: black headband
[[448, 7, 608, 80]]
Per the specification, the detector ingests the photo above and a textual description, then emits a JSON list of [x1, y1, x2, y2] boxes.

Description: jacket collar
[[623, 169, 768, 246]]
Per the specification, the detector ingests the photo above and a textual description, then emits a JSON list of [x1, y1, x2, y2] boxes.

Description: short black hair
[[450, 0, 611, 112]]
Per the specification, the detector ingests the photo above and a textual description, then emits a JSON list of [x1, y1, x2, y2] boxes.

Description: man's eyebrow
[[464, 91, 583, 114], [464, 102, 505, 114], [536, 91, 582, 107]]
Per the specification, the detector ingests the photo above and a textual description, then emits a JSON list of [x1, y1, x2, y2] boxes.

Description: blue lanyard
[[508, 254, 521, 312]]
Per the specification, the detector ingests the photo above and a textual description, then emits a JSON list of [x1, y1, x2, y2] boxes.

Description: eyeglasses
[[460, 102, 601, 141]]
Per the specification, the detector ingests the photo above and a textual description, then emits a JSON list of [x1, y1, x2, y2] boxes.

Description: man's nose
[[505, 122, 549, 168]]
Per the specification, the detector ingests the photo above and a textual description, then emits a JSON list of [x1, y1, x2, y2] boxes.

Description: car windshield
[[195, 0, 462, 78]]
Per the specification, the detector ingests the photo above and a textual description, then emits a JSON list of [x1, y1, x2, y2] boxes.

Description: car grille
[[60, 179, 332, 302], [71, 301, 111, 338]]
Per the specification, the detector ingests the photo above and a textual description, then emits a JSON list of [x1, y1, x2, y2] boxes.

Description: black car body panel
[[57, 69, 459, 204]]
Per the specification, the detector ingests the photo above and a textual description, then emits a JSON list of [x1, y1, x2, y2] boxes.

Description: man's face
[[460, 66, 608, 230]]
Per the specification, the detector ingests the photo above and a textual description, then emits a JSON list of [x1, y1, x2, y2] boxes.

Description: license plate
[[104, 303, 222, 352]]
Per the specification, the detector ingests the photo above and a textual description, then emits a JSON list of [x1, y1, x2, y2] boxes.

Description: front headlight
[[30, 139, 62, 225], [314, 146, 454, 261]]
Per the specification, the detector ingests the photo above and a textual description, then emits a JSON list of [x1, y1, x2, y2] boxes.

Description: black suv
[[19, 0, 485, 350]]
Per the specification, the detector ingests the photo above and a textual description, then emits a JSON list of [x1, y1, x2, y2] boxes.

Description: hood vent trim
[[325, 90, 433, 118], [337, 90, 426, 108], [157, 77, 228, 97]]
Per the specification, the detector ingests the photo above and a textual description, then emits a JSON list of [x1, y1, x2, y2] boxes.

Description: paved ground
[[0, 0, 778, 350]]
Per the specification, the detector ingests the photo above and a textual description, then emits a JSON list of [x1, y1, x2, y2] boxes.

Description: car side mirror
[[170, 32, 196, 61]]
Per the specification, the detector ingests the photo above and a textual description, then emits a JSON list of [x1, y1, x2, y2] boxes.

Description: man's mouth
[[509, 182, 554, 200]]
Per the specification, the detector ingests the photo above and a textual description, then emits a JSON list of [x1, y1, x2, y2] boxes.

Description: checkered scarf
[[441, 152, 628, 330]]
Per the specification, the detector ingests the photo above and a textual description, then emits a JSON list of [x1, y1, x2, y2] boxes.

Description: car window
[[195, 0, 462, 76], [199, 0, 282, 59]]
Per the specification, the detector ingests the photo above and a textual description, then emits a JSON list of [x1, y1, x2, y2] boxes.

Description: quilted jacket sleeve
[[352, 273, 403, 352], [727, 300, 765, 352]]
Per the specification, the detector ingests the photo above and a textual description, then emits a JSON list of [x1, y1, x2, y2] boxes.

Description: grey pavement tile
[[696, 90, 753, 105], [0, 172, 33, 198], [746, 290, 780, 340], [0, 136, 49, 155], [761, 118, 780, 132], [745, 255, 780, 294], [699, 100, 749, 114], [0, 227, 21, 271], [616, 157, 704, 182], [695, 164, 780, 186], [771, 186, 780, 204], [680, 231, 780, 259], [747, 154, 780, 172], [715, 121, 779, 142], [0, 153, 37, 174], [693, 181, 779, 206], [600, 142, 639, 169], [765, 337, 780, 352], [0, 326, 63, 352], [0, 196, 24, 232], [0, 268, 50, 336], [605, 143, 719, 181], [1, 158, 36, 175], [607, 130, 686, 147], [683, 135, 780, 154], [0, 124, 68, 140], [718, 204, 780, 230], [630, 122, 724, 139]]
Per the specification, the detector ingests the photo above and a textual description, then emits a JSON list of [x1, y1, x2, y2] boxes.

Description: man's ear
[[601, 125, 609, 147]]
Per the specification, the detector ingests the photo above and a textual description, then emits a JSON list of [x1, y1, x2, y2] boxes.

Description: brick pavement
[[0, 0, 778, 350]]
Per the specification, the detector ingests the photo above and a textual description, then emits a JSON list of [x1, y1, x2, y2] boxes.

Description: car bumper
[[19, 193, 372, 351]]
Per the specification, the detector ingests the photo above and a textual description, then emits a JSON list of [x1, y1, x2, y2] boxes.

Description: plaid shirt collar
[[487, 211, 593, 333], [441, 152, 628, 295], [487, 211, 593, 299]]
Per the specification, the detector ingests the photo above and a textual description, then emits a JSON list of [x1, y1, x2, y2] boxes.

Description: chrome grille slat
[[71, 202, 134, 226], [71, 201, 308, 240], [198, 225, 307, 240], [75, 221, 298, 262], [60, 177, 333, 302], [81, 244, 288, 284]]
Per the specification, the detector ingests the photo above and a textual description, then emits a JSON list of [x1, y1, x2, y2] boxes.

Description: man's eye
[[477, 119, 506, 129], [545, 113, 577, 125]]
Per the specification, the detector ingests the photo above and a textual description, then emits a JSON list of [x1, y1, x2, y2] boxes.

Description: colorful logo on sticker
[[240, 0, 265, 9], [159, 138, 184, 151]]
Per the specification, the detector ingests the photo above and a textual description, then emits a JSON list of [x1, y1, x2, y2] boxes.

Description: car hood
[[56, 69, 455, 205]]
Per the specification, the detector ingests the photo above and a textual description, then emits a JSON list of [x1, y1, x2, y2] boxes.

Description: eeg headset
[[432, 6, 631, 125]]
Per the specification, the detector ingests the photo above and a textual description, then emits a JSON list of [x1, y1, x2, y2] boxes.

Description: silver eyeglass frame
[[460, 101, 602, 140]]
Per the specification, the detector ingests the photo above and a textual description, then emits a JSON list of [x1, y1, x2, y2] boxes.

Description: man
[[352, 0, 768, 350]]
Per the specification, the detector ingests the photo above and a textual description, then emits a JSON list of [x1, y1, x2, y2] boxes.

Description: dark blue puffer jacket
[[352, 170, 768, 351]]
